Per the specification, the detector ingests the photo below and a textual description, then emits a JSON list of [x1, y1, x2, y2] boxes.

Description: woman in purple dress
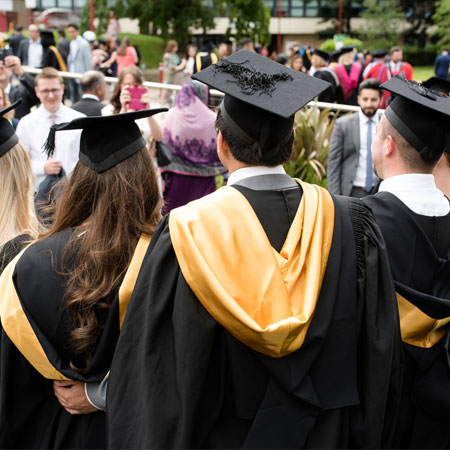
[[161, 81, 226, 214]]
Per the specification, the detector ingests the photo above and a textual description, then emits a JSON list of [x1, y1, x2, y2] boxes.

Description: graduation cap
[[381, 75, 450, 161], [43, 108, 167, 173], [371, 49, 387, 59], [422, 77, 450, 96], [192, 50, 330, 160], [0, 98, 22, 158], [312, 49, 329, 62]]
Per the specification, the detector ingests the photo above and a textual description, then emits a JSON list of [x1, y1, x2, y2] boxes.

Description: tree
[[432, 0, 450, 49], [124, 0, 215, 48], [358, 0, 403, 50], [216, 0, 271, 46], [398, 0, 436, 47], [80, 0, 110, 34], [319, 0, 365, 36]]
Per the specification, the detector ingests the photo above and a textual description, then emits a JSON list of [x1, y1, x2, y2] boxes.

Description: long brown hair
[[110, 65, 144, 114], [41, 147, 161, 371], [117, 36, 131, 56]]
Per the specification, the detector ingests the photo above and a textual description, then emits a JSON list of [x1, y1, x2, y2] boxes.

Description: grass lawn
[[119, 33, 165, 69], [413, 66, 434, 82]]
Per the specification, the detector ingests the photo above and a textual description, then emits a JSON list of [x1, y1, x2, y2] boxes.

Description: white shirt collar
[[358, 109, 380, 125], [82, 94, 100, 101], [227, 165, 286, 186], [379, 173, 450, 216], [4, 82, 11, 95], [40, 104, 64, 119]]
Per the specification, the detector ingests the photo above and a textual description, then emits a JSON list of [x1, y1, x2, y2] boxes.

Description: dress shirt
[[379, 174, 450, 217], [227, 165, 286, 186], [16, 104, 85, 188], [353, 110, 379, 188], [27, 39, 43, 68], [69, 38, 79, 72], [4, 82, 11, 95]]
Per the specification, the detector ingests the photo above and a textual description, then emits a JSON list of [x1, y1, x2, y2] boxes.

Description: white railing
[[24, 67, 361, 113]]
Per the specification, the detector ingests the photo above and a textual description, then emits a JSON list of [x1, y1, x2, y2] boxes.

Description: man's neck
[[43, 104, 62, 115]]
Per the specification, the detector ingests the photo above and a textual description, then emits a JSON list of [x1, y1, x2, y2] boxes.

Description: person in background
[[239, 37, 254, 51], [116, 36, 138, 75], [193, 41, 218, 74], [0, 99, 39, 274], [106, 10, 120, 40], [0, 55, 39, 120], [16, 67, 85, 189], [327, 78, 383, 197], [0, 108, 166, 448], [160, 81, 226, 215], [363, 50, 390, 109], [9, 25, 26, 57], [334, 45, 363, 105], [57, 29, 70, 65], [40, 30, 67, 72], [99, 36, 118, 77], [290, 53, 305, 72], [181, 44, 196, 81], [163, 40, 184, 84], [17, 24, 42, 68], [312, 49, 341, 103], [434, 49, 450, 80], [67, 23, 92, 103], [218, 40, 232, 60], [71, 71, 106, 117], [388, 46, 413, 80], [103, 66, 163, 144]]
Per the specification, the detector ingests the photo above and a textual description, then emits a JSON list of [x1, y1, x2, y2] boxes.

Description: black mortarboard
[[192, 50, 330, 160], [422, 77, 450, 96], [371, 49, 387, 59], [338, 45, 355, 56], [312, 49, 329, 62], [381, 75, 450, 161], [0, 98, 22, 158], [43, 108, 167, 173]]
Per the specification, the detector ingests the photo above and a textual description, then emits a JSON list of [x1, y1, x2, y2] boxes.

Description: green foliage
[[284, 105, 339, 187], [358, 0, 403, 50], [433, 0, 450, 49], [319, 0, 365, 35], [216, 0, 271, 46], [320, 37, 363, 53], [123, 0, 215, 48], [80, 0, 110, 35], [398, 0, 436, 47], [402, 44, 440, 66], [117, 33, 165, 69]]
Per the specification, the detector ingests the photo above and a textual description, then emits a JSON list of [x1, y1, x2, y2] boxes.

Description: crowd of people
[[0, 19, 450, 450]]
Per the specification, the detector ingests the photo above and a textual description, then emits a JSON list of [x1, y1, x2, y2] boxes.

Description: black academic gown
[[364, 191, 450, 449], [0, 230, 123, 449], [107, 178, 401, 449]]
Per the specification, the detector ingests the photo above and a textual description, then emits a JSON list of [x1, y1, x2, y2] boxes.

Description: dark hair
[[110, 66, 144, 114], [240, 38, 253, 47], [215, 108, 293, 167], [358, 78, 383, 96], [41, 148, 161, 371], [81, 71, 104, 92], [14, 25, 23, 32], [58, 29, 66, 37], [117, 36, 131, 56], [382, 119, 436, 172], [67, 23, 79, 31]]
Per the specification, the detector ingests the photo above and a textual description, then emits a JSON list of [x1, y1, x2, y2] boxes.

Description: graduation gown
[[364, 192, 450, 448], [107, 179, 401, 449], [0, 230, 150, 449]]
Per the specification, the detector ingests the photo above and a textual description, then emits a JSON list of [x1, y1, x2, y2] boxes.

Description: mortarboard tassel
[[42, 123, 68, 158]]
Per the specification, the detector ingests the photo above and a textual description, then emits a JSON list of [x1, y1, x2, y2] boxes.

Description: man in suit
[[66, 24, 92, 103], [9, 26, 27, 57], [17, 24, 42, 68], [327, 78, 383, 197], [71, 71, 105, 116]]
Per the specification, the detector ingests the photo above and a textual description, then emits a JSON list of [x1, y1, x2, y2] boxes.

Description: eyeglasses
[[39, 89, 61, 96]]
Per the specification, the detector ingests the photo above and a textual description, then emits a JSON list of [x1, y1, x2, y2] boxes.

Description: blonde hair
[[0, 143, 40, 245], [338, 51, 355, 65], [36, 66, 63, 85], [0, 86, 14, 121], [311, 54, 326, 69]]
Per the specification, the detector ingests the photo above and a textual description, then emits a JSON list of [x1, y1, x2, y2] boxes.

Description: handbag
[[155, 140, 173, 167]]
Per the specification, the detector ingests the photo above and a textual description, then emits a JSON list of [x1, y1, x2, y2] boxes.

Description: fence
[[24, 67, 361, 113]]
